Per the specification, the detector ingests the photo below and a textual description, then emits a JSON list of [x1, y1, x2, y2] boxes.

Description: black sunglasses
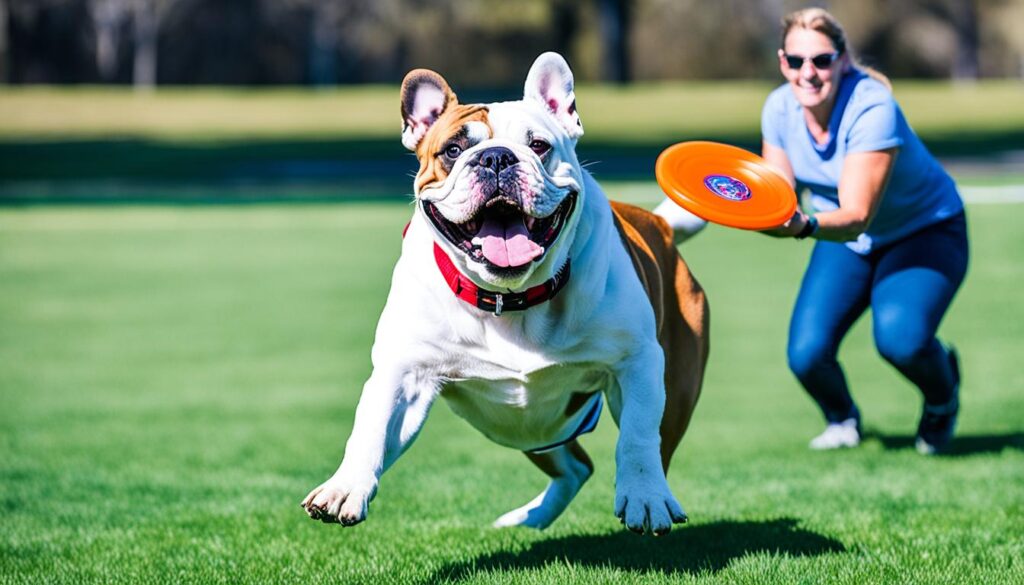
[[784, 51, 841, 70]]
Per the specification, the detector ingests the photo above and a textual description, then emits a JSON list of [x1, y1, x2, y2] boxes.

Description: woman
[[766, 7, 968, 454], [658, 8, 968, 453]]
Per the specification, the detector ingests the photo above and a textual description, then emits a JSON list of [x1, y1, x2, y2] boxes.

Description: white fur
[[420, 99, 582, 291], [303, 53, 684, 534], [524, 51, 584, 139]]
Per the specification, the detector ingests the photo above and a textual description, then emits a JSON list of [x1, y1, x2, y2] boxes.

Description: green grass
[[1, 200, 1023, 584], [2, 82, 1023, 142]]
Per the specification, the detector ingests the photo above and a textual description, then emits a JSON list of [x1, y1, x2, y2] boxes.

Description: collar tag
[[494, 294, 504, 316]]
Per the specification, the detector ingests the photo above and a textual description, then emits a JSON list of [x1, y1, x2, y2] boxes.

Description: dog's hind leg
[[608, 200, 709, 473], [659, 255, 709, 471], [492, 440, 593, 530]]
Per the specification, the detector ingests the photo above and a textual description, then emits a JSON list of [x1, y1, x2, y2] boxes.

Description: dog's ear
[[524, 52, 583, 139], [401, 69, 458, 151]]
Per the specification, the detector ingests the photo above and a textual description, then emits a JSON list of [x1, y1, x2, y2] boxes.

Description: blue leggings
[[787, 213, 968, 423]]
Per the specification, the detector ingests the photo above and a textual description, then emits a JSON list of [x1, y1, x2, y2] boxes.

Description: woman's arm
[[817, 147, 897, 241], [763, 145, 898, 241]]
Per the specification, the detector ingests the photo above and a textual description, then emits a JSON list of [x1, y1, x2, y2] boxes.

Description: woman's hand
[[762, 210, 810, 238], [757, 147, 898, 242]]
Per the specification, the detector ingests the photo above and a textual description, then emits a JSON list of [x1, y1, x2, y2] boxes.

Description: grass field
[[3, 82, 1024, 142], [1, 199, 1022, 584]]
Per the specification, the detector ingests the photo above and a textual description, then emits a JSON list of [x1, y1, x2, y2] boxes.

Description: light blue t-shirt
[[762, 70, 963, 254]]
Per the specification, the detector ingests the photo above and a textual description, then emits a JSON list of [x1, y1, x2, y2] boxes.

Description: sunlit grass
[[1, 82, 1022, 143], [1, 202, 1022, 584]]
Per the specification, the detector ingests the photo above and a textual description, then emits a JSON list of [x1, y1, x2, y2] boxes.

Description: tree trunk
[[307, 2, 339, 86], [0, 0, 8, 83], [951, 0, 979, 80], [92, 0, 126, 82], [551, 0, 578, 64], [133, 0, 158, 90], [597, 0, 630, 83]]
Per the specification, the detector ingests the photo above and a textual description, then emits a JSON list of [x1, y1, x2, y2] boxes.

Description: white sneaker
[[809, 418, 861, 450]]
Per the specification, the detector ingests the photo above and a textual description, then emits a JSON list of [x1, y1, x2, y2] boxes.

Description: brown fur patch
[[611, 201, 710, 472], [414, 105, 491, 193]]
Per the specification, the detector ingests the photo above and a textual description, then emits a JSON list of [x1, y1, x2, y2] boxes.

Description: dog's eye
[[443, 144, 463, 159], [529, 140, 551, 156]]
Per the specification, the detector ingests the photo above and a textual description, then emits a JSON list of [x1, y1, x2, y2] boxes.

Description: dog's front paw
[[614, 477, 688, 536], [300, 476, 376, 527]]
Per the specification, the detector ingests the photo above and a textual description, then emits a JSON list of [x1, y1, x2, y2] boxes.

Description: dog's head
[[401, 52, 585, 290]]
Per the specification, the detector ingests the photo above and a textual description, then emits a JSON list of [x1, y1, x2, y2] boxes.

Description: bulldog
[[301, 52, 709, 535]]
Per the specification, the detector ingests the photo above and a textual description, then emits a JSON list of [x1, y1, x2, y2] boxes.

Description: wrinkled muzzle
[[422, 146, 577, 273]]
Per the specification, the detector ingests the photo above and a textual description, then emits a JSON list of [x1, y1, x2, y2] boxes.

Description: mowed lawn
[[2, 82, 1024, 142], [1, 200, 1022, 584]]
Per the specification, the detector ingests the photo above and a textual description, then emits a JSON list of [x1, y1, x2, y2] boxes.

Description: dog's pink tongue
[[478, 217, 543, 268]]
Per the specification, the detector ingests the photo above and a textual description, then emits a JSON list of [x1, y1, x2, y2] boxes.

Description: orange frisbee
[[655, 141, 797, 230]]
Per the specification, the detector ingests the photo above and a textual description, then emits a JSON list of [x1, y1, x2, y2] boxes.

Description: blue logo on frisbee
[[703, 174, 751, 201]]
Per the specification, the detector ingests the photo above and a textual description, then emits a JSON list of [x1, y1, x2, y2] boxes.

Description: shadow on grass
[[425, 517, 844, 582], [0, 137, 684, 205], [866, 430, 1024, 456], [5, 130, 1021, 181], [4, 132, 1022, 204]]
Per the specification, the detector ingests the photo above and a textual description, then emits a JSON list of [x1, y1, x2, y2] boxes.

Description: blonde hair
[[781, 7, 892, 91]]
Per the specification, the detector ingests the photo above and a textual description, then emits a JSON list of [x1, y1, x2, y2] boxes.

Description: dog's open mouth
[[423, 193, 576, 272]]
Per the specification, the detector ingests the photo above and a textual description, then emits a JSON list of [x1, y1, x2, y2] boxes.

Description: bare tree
[[5, 0, 1024, 85], [132, 0, 157, 89], [0, 0, 8, 82], [272, 0, 352, 85], [88, 0, 130, 81], [950, 0, 979, 80], [597, 0, 631, 82], [307, 1, 341, 85], [551, 0, 579, 65], [129, 0, 193, 90]]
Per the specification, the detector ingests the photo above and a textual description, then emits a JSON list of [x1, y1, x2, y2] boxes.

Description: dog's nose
[[477, 147, 518, 173]]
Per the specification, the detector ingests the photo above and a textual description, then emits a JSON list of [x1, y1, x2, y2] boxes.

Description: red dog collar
[[404, 222, 569, 316], [432, 243, 570, 316]]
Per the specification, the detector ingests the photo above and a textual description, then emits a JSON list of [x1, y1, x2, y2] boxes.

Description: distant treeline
[[2, 0, 1023, 87]]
